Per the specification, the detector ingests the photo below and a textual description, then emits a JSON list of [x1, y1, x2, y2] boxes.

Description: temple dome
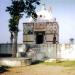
[[29, 6, 56, 22]]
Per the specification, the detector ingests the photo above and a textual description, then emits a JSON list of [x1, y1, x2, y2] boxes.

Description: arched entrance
[[35, 31, 45, 44]]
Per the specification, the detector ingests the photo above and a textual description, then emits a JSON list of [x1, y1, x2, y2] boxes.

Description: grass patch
[[44, 61, 75, 67]]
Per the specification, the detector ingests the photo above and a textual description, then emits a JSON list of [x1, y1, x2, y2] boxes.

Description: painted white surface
[[1, 44, 75, 66], [29, 6, 55, 22], [0, 58, 31, 67], [60, 44, 75, 60], [27, 44, 75, 61], [0, 59, 21, 67]]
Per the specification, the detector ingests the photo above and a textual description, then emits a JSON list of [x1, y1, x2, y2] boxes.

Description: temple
[[23, 6, 59, 44]]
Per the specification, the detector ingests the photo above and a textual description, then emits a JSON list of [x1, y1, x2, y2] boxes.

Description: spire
[[40, 0, 46, 11], [48, 6, 52, 13], [42, 4, 46, 10]]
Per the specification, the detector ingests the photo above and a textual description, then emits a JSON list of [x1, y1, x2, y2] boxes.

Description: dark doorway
[[35, 32, 45, 44], [53, 34, 56, 44]]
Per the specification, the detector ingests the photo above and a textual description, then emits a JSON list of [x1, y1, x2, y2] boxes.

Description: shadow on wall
[[0, 66, 9, 74]]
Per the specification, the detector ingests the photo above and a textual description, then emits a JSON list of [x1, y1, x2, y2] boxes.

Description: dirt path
[[1, 64, 75, 75]]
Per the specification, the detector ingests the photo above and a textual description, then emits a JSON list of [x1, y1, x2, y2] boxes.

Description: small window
[[40, 15, 42, 17], [28, 30, 33, 34]]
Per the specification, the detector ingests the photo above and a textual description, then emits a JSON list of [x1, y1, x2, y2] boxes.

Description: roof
[[28, 6, 56, 22]]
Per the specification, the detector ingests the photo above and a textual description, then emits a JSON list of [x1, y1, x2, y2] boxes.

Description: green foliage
[[6, 0, 25, 16], [9, 16, 19, 32], [6, 0, 40, 32], [6, 0, 40, 57], [44, 61, 75, 67]]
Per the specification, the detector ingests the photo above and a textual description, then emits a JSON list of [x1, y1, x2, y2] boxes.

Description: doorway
[[35, 32, 45, 44]]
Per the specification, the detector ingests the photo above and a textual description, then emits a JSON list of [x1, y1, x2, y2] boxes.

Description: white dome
[[28, 6, 55, 22]]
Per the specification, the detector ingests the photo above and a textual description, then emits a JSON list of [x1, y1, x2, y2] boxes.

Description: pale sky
[[0, 0, 75, 43]]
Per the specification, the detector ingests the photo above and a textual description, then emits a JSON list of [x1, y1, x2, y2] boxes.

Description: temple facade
[[23, 6, 59, 44]]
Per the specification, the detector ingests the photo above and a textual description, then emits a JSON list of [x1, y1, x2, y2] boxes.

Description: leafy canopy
[[6, 0, 40, 32]]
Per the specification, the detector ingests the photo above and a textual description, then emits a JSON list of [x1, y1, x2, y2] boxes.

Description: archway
[[35, 32, 45, 44]]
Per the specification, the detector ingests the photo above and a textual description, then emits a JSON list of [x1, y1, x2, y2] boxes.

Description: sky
[[0, 0, 75, 43]]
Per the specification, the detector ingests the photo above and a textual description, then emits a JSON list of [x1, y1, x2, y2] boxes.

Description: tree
[[6, 0, 40, 57]]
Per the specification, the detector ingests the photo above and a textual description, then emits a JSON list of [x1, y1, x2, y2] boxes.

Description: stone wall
[[0, 44, 75, 61], [25, 44, 75, 61]]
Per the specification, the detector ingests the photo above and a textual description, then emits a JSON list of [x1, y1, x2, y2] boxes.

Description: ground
[[1, 62, 75, 75]]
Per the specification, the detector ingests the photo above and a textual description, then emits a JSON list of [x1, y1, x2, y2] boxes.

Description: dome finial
[[48, 6, 52, 13], [41, 3, 46, 10]]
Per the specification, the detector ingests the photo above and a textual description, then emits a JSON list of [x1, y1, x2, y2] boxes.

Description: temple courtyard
[[1, 61, 75, 75]]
